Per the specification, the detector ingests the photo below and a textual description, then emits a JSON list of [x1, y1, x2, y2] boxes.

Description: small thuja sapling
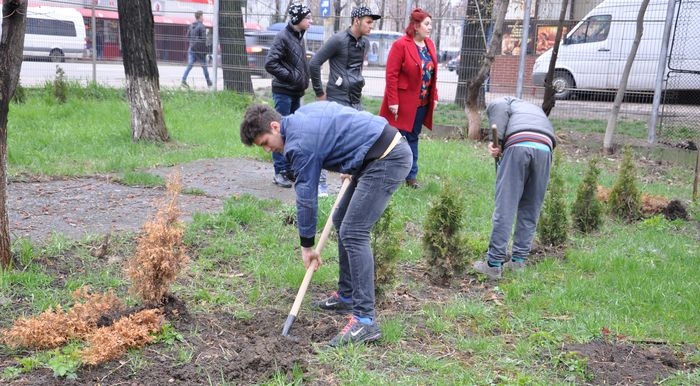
[[537, 148, 568, 248], [371, 201, 402, 299], [608, 146, 642, 222], [422, 183, 467, 286], [571, 158, 603, 233], [125, 171, 189, 307]]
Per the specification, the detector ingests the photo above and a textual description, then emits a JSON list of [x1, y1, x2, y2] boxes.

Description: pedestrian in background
[[264, 3, 312, 190], [379, 8, 438, 189], [240, 101, 411, 347], [181, 10, 212, 88], [472, 96, 557, 280], [309, 5, 381, 111]]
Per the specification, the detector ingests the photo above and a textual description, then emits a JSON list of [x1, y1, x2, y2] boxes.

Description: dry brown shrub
[[596, 185, 670, 217], [81, 309, 163, 365], [1, 287, 123, 349], [125, 171, 189, 306]]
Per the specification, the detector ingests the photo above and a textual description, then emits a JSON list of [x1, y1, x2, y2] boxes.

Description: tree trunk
[[604, 0, 650, 154], [542, 0, 570, 116], [465, 0, 509, 140], [220, 0, 254, 93], [0, 0, 28, 269], [117, 0, 169, 142], [455, 1, 491, 108]]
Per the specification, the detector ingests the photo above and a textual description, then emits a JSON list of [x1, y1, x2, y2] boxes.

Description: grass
[[1, 83, 698, 384]]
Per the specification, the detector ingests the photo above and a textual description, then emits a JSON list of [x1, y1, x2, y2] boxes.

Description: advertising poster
[[502, 23, 527, 55], [536, 25, 559, 55]]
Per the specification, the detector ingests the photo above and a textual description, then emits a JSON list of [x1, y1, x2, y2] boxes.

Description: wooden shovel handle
[[287, 178, 352, 318]]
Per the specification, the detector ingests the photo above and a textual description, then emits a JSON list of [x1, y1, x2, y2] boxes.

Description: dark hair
[[194, 10, 204, 20], [240, 104, 281, 146], [404, 8, 431, 37]]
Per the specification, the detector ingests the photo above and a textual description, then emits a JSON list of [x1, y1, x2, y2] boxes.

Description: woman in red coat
[[379, 8, 438, 189]]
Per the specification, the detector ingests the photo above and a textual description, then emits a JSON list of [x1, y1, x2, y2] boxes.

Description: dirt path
[[8, 158, 313, 244]]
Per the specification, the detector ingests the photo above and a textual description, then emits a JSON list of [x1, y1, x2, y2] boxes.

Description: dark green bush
[[571, 158, 603, 232], [422, 183, 467, 285], [371, 201, 402, 299], [608, 146, 641, 221], [538, 149, 568, 247]]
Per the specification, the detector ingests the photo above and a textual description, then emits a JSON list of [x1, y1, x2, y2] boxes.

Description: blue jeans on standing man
[[272, 93, 300, 175], [332, 139, 411, 320], [182, 49, 212, 86], [401, 105, 428, 181]]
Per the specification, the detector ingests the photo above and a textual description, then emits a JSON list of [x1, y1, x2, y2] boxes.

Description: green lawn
[[1, 84, 698, 384]]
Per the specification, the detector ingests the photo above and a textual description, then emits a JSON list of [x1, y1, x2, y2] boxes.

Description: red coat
[[379, 35, 439, 133]]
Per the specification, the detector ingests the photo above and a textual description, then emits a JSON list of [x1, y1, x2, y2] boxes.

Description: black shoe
[[273, 173, 293, 188], [180, 80, 189, 88], [313, 291, 352, 314], [284, 170, 296, 182], [328, 315, 381, 347], [405, 179, 421, 189]]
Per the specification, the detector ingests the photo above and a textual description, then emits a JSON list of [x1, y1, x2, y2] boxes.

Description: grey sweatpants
[[487, 145, 552, 265]]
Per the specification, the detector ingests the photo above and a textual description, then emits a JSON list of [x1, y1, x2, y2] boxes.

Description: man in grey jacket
[[264, 3, 312, 189], [473, 96, 557, 280], [309, 6, 380, 110]]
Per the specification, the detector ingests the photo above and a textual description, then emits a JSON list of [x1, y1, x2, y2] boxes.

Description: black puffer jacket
[[265, 24, 310, 97]]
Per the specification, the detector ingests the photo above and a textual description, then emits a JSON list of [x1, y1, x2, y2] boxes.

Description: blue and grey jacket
[[280, 101, 389, 245], [487, 96, 556, 150]]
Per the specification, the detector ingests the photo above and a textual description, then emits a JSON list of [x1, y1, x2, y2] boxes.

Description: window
[[567, 15, 611, 44], [26, 17, 77, 37]]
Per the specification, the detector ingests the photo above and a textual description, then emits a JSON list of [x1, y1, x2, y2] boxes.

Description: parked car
[[244, 31, 277, 78], [447, 56, 460, 71], [244, 30, 314, 77]]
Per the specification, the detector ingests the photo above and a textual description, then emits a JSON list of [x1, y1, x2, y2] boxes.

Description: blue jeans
[[332, 139, 412, 319], [181, 50, 211, 85], [487, 146, 551, 265], [401, 105, 428, 181], [272, 93, 301, 174]]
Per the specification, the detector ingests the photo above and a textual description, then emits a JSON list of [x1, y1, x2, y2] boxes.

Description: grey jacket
[[265, 24, 310, 97], [309, 29, 368, 108], [487, 96, 557, 148]]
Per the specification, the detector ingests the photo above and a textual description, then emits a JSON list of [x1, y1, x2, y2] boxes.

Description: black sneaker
[[328, 315, 381, 347], [273, 173, 293, 188], [313, 291, 352, 314]]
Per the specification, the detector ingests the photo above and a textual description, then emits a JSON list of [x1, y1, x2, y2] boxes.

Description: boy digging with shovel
[[240, 101, 411, 346]]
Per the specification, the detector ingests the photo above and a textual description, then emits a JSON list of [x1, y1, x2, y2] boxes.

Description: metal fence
[[10, 0, 700, 144]]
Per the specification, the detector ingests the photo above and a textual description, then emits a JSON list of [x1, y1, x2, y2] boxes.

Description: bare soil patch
[[564, 339, 697, 385]]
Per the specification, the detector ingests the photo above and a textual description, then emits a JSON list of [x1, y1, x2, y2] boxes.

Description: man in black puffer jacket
[[264, 3, 312, 189]]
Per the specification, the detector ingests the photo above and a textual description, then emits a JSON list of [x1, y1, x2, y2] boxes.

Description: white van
[[532, 0, 700, 99], [22, 7, 87, 62]]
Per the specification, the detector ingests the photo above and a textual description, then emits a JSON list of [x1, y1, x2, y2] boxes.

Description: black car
[[244, 30, 314, 78], [245, 31, 277, 78], [447, 56, 460, 71]]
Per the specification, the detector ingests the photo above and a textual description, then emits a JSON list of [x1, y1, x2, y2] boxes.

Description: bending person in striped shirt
[[473, 96, 557, 280]]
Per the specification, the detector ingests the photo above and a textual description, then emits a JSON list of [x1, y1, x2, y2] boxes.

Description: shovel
[[491, 124, 501, 172], [281, 177, 351, 337]]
